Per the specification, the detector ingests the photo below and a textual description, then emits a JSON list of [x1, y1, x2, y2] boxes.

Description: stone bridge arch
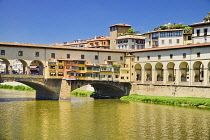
[[70, 80, 131, 98]]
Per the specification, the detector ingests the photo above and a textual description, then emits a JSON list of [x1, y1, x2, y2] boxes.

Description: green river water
[[0, 89, 210, 140]]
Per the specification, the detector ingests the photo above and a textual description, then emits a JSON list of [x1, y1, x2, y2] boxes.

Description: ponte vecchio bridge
[[1, 42, 210, 99]]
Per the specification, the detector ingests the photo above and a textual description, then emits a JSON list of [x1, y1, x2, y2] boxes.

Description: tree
[[128, 28, 135, 33]]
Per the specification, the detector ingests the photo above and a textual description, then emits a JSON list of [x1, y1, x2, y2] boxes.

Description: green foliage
[[128, 28, 135, 33], [113, 64, 121, 68], [120, 94, 210, 108], [0, 84, 35, 91], [71, 89, 95, 96], [184, 27, 192, 33], [155, 24, 190, 31]]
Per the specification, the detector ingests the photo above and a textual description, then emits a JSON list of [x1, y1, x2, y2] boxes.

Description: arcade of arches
[[0, 59, 44, 75], [134, 61, 210, 86]]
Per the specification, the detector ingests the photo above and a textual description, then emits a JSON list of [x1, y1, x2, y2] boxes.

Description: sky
[[0, 0, 209, 45]]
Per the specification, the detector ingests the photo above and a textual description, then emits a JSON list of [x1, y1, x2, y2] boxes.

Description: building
[[143, 28, 192, 48], [189, 13, 210, 44], [116, 35, 145, 50], [109, 23, 132, 49], [87, 36, 110, 49]]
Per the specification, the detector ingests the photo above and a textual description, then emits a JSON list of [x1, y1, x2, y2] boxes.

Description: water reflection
[[0, 91, 210, 140]]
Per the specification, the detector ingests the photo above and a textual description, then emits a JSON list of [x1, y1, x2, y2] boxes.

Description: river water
[[0, 89, 210, 140]]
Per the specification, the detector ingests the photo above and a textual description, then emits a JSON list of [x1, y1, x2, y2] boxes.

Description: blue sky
[[0, 0, 209, 45]]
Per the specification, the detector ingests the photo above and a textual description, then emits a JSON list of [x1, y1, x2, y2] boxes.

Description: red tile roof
[[109, 23, 131, 27], [189, 21, 210, 27]]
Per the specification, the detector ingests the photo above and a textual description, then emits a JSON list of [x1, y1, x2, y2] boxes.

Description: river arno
[[0, 89, 210, 140]]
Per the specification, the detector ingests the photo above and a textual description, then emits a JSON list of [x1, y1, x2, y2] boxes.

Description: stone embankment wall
[[130, 84, 210, 98]]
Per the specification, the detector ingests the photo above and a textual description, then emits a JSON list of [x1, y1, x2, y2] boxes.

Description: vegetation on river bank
[[120, 94, 210, 108], [71, 89, 95, 96], [0, 84, 35, 91]]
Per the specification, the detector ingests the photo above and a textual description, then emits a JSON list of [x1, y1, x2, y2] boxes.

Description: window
[[51, 53, 55, 58], [147, 56, 150, 60], [161, 40, 164, 44], [58, 73, 63, 76], [176, 39, 180, 44], [183, 53, 186, 58], [170, 54, 173, 59], [79, 67, 85, 70], [197, 52, 200, 57], [160, 32, 166, 37], [67, 54, 70, 58], [137, 56, 140, 61], [66, 61, 70, 64], [115, 75, 119, 78], [50, 66, 55, 69], [81, 54, 84, 59], [50, 73, 56, 76], [18, 51, 23, 56], [120, 56, 123, 61], [149, 35, 151, 39], [121, 77, 124, 79], [87, 67, 92, 70], [169, 39, 172, 44], [108, 75, 112, 78], [132, 45, 135, 49], [78, 61, 84, 64], [58, 60, 62, 63], [158, 55, 161, 60], [108, 56, 111, 60], [1, 50, 5, 55], [95, 55, 98, 60], [58, 66, 63, 69], [188, 36, 192, 40], [35, 52, 39, 57], [204, 28, 208, 36], [197, 29, 200, 36], [149, 41, 151, 46]]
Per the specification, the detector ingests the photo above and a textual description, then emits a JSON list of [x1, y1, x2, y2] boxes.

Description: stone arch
[[193, 61, 204, 82], [0, 58, 10, 74], [144, 63, 152, 81], [12, 59, 28, 74], [30, 60, 44, 75], [134, 63, 142, 81], [155, 62, 163, 81], [179, 62, 189, 82], [167, 62, 175, 82]]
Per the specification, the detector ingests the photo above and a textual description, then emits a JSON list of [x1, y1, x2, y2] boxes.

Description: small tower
[[109, 23, 131, 49]]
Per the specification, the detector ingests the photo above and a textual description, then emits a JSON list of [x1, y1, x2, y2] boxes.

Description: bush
[[120, 94, 210, 108], [71, 89, 95, 96], [0, 84, 35, 91]]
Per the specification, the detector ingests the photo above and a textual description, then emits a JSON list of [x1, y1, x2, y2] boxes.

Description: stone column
[[59, 79, 71, 100], [9, 65, 12, 75], [189, 68, 193, 86], [27, 66, 30, 75], [141, 69, 145, 84], [152, 69, 156, 84], [175, 69, 180, 85], [203, 67, 208, 86], [163, 69, 167, 84]]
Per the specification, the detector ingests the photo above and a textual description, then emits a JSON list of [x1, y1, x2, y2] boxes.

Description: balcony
[[48, 62, 56, 65]]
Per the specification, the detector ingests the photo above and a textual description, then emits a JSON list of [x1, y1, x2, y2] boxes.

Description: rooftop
[[109, 23, 131, 28]]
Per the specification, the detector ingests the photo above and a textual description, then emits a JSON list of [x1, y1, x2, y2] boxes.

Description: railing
[[0, 74, 44, 78]]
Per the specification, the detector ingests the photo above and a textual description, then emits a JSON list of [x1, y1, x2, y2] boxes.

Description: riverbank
[[120, 94, 210, 108], [71, 89, 95, 96], [0, 84, 35, 91]]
